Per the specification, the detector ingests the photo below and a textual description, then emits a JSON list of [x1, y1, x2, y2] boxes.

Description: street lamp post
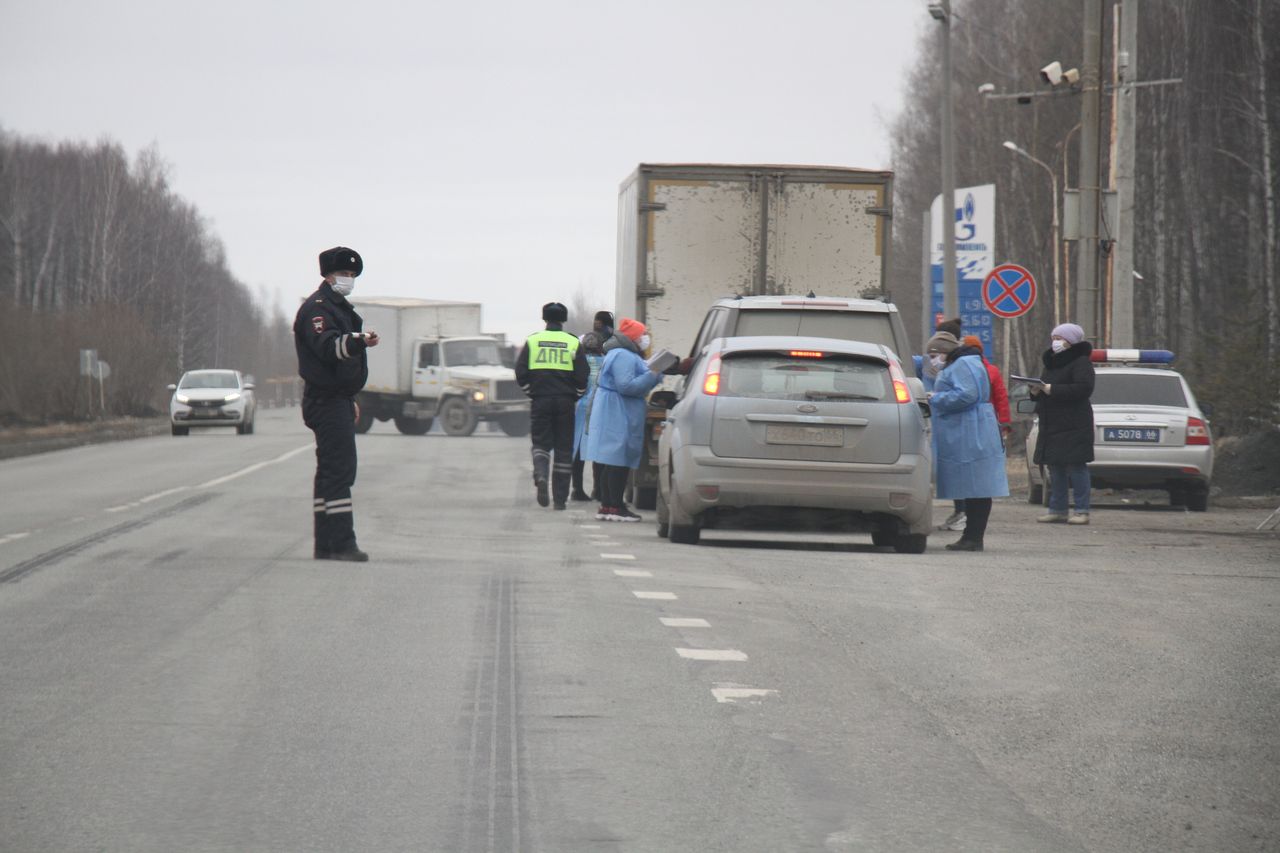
[[1003, 141, 1061, 328], [929, 1, 958, 318]]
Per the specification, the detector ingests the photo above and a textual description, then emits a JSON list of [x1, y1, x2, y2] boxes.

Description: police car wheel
[[171, 425, 188, 436], [1185, 489, 1209, 512]]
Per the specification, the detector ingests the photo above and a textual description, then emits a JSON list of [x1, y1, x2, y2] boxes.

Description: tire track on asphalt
[[0, 494, 214, 584]]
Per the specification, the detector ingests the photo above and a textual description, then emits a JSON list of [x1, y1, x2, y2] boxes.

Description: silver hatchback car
[[1024, 353, 1214, 510], [655, 336, 933, 551]]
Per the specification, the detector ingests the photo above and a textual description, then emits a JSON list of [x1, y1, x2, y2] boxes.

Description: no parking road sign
[[982, 263, 1037, 318]]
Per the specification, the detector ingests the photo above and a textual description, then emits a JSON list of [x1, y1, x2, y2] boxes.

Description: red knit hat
[[617, 317, 646, 342]]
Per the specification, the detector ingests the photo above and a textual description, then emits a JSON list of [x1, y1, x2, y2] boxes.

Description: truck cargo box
[[350, 298, 483, 394], [616, 163, 892, 360]]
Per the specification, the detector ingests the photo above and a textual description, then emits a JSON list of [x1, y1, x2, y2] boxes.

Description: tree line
[[0, 130, 296, 424], [887, 0, 1277, 434]]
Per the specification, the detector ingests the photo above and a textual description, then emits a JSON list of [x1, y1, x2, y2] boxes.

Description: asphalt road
[[1, 408, 1277, 852]]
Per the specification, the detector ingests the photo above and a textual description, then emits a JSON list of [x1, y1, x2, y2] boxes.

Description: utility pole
[[1110, 0, 1138, 347], [930, 1, 959, 318], [1076, 0, 1104, 336]]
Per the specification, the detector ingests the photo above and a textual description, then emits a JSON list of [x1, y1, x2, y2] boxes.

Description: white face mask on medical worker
[[929, 354, 947, 370], [1051, 339, 1069, 353], [637, 334, 651, 353], [331, 275, 355, 296]]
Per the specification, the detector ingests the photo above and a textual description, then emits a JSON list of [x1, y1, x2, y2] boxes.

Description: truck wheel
[[497, 413, 530, 437], [440, 398, 478, 436], [634, 486, 657, 511], [354, 405, 375, 434], [394, 416, 432, 436]]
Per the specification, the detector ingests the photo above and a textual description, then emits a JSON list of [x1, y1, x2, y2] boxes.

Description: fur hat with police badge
[[542, 302, 569, 323], [319, 246, 363, 277]]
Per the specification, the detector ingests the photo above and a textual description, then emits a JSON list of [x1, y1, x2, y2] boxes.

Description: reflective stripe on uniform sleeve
[[336, 334, 349, 360]]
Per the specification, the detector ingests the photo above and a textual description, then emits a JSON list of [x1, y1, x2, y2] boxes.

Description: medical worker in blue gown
[[582, 317, 662, 522], [925, 330, 1009, 552]]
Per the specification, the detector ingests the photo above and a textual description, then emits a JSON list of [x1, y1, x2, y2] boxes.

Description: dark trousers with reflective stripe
[[530, 395, 576, 504], [302, 395, 358, 553]]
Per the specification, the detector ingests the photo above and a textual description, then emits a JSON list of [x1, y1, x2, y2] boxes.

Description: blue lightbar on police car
[[1090, 349, 1174, 364]]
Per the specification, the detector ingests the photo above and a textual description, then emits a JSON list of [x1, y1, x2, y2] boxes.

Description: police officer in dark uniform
[[514, 302, 589, 510], [293, 246, 379, 561]]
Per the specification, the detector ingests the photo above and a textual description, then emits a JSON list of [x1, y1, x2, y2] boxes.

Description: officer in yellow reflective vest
[[514, 302, 589, 509]]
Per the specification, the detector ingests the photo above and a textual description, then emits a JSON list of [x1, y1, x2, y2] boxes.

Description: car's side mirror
[[1016, 399, 1038, 414], [166, 384, 177, 391], [650, 390, 678, 410]]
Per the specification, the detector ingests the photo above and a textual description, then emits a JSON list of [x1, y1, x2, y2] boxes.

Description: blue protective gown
[[572, 352, 604, 457], [929, 353, 1010, 499], [582, 348, 662, 469]]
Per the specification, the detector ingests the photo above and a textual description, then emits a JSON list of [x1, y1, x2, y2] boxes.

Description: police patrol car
[[1024, 349, 1215, 511]]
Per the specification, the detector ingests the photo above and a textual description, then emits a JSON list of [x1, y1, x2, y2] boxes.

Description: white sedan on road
[[168, 370, 256, 436]]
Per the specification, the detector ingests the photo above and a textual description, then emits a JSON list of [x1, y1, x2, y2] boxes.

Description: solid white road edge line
[[197, 443, 312, 489], [139, 486, 191, 504], [633, 591, 677, 600], [660, 617, 710, 628], [676, 648, 748, 662]]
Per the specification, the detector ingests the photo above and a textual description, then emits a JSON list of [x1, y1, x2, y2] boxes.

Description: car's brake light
[[1186, 416, 1210, 445], [703, 353, 722, 396], [888, 360, 911, 403], [788, 350, 825, 358]]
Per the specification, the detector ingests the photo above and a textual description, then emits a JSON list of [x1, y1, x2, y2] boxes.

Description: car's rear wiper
[[803, 390, 880, 401]]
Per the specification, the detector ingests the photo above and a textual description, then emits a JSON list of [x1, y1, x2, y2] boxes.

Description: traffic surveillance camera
[[978, 83, 995, 95], [1062, 68, 1080, 85], [1040, 61, 1064, 86]]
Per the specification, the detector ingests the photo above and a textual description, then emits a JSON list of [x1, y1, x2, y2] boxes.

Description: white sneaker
[[938, 511, 967, 531], [1068, 512, 1090, 525]]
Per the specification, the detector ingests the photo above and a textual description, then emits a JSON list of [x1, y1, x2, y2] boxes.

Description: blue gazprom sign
[[929, 184, 996, 360]]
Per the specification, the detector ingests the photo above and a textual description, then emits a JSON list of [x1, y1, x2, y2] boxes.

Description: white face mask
[[331, 275, 355, 296], [637, 334, 651, 352], [929, 354, 947, 370], [1051, 339, 1068, 353]]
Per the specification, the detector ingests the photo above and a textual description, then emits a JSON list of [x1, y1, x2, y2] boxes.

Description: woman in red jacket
[[962, 336, 1011, 440]]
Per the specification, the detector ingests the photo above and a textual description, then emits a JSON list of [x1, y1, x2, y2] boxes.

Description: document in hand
[[1009, 374, 1046, 386], [645, 348, 678, 373]]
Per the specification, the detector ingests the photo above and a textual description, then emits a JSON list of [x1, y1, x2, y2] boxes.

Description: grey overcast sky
[[0, 0, 926, 342]]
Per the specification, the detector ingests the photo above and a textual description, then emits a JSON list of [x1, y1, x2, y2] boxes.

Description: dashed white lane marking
[[104, 504, 138, 513], [712, 685, 778, 704], [613, 569, 653, 578], [633, 591, 677, 600], [0, 531, 32, 546], [196, 443, 312, 488], [600, 553, 636, 561], [580, 525, 601, 529], [660, 617, 710, 628], [676, 648, 748, 662]]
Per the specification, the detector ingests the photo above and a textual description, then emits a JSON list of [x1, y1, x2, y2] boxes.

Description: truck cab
[[408, 336, 529, 435]]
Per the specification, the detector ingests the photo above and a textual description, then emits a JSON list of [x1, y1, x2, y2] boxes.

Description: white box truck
[[350, 297, 529, 437], [615, 163, 896, 507]]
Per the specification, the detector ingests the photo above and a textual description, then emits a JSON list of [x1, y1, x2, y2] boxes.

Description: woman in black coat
[[1032, 323, 1096, 524]]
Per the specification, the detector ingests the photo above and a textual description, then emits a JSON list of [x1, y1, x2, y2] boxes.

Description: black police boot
[[325, 546, 370, 562], [944, 538, 983, 552], [535, 478, 550, 507]]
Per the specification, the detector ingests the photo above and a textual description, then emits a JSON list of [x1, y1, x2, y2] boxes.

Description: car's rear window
[[180, 371, 238, 389], [719, 352, 892, 402], [734, 310, 898, 352], [1093, 373, 1187, 407]]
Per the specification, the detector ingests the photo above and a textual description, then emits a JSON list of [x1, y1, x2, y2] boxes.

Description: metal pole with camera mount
[[929, 1, 958, 318]]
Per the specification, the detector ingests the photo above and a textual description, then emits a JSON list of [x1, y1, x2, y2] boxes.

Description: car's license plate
[[764, 424, 843, 447], [193, 409, 222, 418], [1103, 427, 1160, 442]]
